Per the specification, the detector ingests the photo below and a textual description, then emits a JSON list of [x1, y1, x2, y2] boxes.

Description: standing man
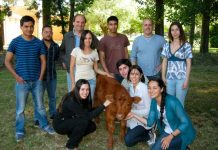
[[4, 16, 55, 142], [130, 18, 166, 80], [41, 25, 60, 120], [60, 14, 99, 92], [98, 16, 130, 82]]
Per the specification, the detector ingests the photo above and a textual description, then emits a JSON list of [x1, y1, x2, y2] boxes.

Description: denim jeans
[[124, 126, 150, 147], [67, 72, 72, 92], [152, 131, 182, 150], [15, 80, 49, 136], [166, 79, 188, 107], [88, 79, 96, 104], [42, 79, 57, 117]]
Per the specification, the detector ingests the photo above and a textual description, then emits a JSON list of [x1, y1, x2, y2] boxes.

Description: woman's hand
[[103, 99, 113, 107], [161, 134, 173, 149], [125, 112, 135, 120], [183, 79, 189, 89], [105, 72, 114, 78]]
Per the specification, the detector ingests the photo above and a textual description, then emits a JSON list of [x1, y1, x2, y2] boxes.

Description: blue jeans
[[42, 79, 57, 117], [15, 80, 49, 136], [67, 72, 72, 92], [88, 79, 96, 104], [152, 131, 182, 150], [124, 126, 150, 147], [166, 79, 188, 107]]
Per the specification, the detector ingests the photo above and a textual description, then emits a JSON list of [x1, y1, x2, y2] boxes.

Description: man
[[116, 59, 132, 90], [99, 16, 130, 82], [130, 18, 166, 80], [4, 16, 55, 142], [40, 25, 59, 120], [60, 14, 99, 92]]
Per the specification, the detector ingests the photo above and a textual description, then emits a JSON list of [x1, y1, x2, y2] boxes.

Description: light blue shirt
[[73, 30, 80, 48], [130, 35, 166, 76]]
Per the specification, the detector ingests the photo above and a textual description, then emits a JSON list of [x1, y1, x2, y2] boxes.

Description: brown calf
[[93, 74, 140, 150]]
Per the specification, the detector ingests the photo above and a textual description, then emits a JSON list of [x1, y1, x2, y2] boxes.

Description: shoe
[[34, 120, 39, 128], [16, 134, 24, 142], [43, 125, 55, 135], [147, 130, 156, 147]]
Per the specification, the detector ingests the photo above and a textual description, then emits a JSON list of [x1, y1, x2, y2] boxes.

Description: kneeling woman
[[53, 79, 112, 150], [147, 78, 196, 150]]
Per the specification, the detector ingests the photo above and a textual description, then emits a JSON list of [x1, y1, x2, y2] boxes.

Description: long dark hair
[[168, 21, 186, 44], [148, 78, 167, 127], [80, 30, 96, 50], [127, 65, 145, 83], [57, 79, 92, 113]]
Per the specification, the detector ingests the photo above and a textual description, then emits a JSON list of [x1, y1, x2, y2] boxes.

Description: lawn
[[0, 53, 218, 150]]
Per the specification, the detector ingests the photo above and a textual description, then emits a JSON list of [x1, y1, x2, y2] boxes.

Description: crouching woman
[[53, 79, 112, 150], [147, 78, 196, 150]]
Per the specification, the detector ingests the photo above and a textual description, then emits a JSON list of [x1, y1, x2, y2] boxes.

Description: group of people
[[4, 13, 196, 150]]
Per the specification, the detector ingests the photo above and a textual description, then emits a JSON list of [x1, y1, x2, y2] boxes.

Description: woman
[[147, 78, 196, 150], [70, 30, 112, 102], [52, 79, 112, 150], [162, 21, 193, 107], [124, 65, 154, 147]]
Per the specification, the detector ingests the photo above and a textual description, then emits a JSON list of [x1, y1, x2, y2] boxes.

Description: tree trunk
[[200, 6, 210, 53], [42, 0, 51, 26], [68, 0, 75, 32], [155, 0, 164, 36], [189, 14, 195, 48], [0, 22, 4, 52], [58, 0, 66, 35]]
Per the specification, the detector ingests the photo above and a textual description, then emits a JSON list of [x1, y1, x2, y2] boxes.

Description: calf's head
[[115, 95, 141, 120]]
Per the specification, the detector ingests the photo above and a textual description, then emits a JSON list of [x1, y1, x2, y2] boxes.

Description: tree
[[135, 0, 165, 36], [0, 4, 11, 52], [42, 0, 51, 26]]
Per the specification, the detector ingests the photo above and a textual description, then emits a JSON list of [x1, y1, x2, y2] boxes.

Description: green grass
[[0, 53, 218, 150]]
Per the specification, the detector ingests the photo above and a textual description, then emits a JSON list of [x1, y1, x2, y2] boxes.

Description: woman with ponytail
[[147, 78, 196, 150]]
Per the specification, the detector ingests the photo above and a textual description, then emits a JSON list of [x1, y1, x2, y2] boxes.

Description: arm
[[183, 58, 191, 89], [4, 52, 24, 83], [39, 55, 46, 80], [60, 36, 67, 69], [125, 112, 147, 124], [93, 61, 113, 78], [70, 55, 76, 90], [161, 57, 167, 84], [99, 51, 110, 73], [130, 39, 137, 65]]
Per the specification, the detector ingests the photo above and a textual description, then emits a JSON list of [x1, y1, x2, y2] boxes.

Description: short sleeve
[[71, 47, 79, 57], [124, 35, 130, 47], [184, 43, 193, 59], [40, 41, 46, 55], [161, 43, 169, 58], [93, 50, 99, 61], [8, 39, 16, 53]]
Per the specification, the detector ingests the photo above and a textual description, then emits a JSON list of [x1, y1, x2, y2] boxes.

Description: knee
[[151, 140, 162, 150], [124, 134, 133, 147]]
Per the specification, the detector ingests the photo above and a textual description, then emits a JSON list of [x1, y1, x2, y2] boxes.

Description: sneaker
[[34, 120, 40, 128], [43, 125, 55, 135], [147, 130, 156, 146], [16, 134, 24, 142]]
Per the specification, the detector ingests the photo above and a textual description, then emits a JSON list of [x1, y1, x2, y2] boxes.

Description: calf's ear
[[132, 96, 141, 103], [105, 94, 114, 102]]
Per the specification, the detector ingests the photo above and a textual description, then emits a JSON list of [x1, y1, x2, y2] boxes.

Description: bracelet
[[171, 133, 175, 138]]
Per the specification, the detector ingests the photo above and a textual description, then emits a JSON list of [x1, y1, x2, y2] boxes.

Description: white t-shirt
[[157, 105, 173, 134], [71, 47, 99, 81]]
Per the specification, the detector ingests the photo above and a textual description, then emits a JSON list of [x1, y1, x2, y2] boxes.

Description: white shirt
[[127, 82, 151, 129], [157, 105, 173, 134]]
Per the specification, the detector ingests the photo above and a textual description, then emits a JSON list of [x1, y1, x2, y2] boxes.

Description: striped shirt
[[43, 40, 60, 81], [7, 35, 46, 81]]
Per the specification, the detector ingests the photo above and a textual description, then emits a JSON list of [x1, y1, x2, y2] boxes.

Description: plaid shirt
[[43, 40, 60, 81]]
